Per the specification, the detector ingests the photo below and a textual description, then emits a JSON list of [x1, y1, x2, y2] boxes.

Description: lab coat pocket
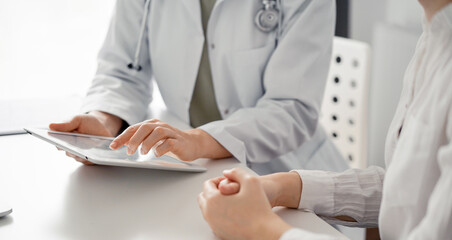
[[230, 43, 275, 107], [384, 117, 435, 207]]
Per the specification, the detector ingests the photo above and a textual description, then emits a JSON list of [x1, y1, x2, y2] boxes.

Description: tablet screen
[[25, 128, 206, 172], [48, 131, 138, 160]]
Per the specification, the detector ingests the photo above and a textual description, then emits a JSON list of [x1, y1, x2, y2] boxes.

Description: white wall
[[350, 0, 388, 43], [0, 0, 116, 134], [350, 0, 423, 43], [349, 0, 423, 167], [0, 0, 115, 101]]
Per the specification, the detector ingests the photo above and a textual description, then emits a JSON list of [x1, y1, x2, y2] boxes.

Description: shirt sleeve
[[81, 0, 153, 125], [280, 228, 348, 240], [292, 166, 385, 228], [199, 0, 335, 164]]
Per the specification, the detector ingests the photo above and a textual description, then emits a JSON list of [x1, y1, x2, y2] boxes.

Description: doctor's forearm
[[187, 129, 232, 160]]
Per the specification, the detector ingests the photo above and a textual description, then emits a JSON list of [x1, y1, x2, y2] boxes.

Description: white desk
[[0, 109, 345, 239]]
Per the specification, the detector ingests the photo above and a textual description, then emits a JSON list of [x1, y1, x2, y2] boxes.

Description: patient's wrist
[[274, 172, 302, 208]]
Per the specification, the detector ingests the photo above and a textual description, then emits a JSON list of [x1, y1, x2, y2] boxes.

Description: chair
[[320, 37, 371, 169]]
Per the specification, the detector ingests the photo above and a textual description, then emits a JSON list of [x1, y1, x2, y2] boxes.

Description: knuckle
[[230, 168, 240, 175], [127, 125, 139, 132], [141, 123, 153, 131], [166, 139, 175, 148], [153, 126, 164, 135], [246, 176, 260, 185], [147, 118, 159, 123], [202, 180, 210, 189]]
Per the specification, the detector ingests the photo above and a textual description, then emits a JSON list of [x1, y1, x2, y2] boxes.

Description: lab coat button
[[210, 43, 215, 49], [224, 109, 229, 114]]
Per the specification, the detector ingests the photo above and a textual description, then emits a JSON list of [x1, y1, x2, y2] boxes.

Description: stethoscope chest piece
[[255, 0, 279, 32]]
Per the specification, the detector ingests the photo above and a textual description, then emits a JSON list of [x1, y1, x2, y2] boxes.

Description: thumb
[[49, 116, 81, 132], [218, 178, 240, 195], [223, 168, 252, 184]]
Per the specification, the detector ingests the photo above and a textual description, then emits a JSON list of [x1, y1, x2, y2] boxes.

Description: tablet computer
[[24, 128, 206, 173]]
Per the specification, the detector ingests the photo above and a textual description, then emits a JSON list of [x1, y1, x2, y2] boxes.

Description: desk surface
[[0, 109, 345, 240]]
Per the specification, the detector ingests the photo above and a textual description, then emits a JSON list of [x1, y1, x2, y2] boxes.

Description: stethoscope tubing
[[128, 0, 281, 72]]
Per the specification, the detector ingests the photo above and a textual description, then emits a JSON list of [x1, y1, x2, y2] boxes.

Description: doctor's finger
[[49, 116, 81, 132], [76, 157, 95, 165], [145, 119, 174, 129], [110, 124, 143, 149], [77, 158, 95, 165], [66, 152, 76, 158], [141, 127, 177, 154], [154, 139, 180, 158], [125, 123, 165, 154]]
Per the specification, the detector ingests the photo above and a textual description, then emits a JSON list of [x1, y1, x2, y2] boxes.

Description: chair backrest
[[320, 37, 371, 169]]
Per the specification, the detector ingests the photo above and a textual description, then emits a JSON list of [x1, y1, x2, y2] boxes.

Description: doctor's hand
[[109, 119, 232, 161], [49, 111, 124, 165], [198, 168, 293, 240]]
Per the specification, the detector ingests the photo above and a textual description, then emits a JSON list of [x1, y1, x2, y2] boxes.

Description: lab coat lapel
[[182, 0, 226, 31], [181, 0, 203, 34], [177, 0, 226, 122]]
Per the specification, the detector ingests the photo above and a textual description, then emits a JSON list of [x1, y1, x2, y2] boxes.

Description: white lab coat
[[82, 0, 348, 174]]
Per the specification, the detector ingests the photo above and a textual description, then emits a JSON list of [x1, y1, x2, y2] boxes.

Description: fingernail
[[110, 142, 117, 149], [140, 148, 146, 155], [127, 147, 132, 155]]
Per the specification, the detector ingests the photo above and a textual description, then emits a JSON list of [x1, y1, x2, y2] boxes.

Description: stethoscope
[[128, 0, 282, 71], [255, 0, 281, 32]]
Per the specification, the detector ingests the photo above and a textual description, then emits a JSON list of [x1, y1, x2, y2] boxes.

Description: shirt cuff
[[198, 121, 246, 163], [291, 170, 335, 215]]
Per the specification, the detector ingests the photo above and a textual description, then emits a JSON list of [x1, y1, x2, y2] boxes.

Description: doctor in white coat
[[50, 0, 348, 174]]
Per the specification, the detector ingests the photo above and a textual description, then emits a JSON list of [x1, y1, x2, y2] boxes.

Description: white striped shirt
[[281, 3, 452, 239]]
